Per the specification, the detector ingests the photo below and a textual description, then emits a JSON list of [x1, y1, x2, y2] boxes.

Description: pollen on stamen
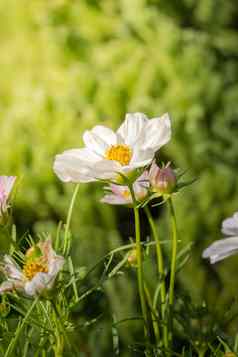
[[23, 260, 48, 280], [105, 144, 132, 166], [122, 190, 131, 199]]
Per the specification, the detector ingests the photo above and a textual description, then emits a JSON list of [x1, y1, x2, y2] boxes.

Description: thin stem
[[144, 282, 160, 343], [4, 297, 39, 357], [128, 183, 150, 340], [168, 197, 178, 345], [63, 184, 80, 255], [51, 301, 70, 356], [68, 256, 79, 302], [144, 206, 168, 349]]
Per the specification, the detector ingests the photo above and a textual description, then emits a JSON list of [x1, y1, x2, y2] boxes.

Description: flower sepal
[[25, 246, 43, 263]]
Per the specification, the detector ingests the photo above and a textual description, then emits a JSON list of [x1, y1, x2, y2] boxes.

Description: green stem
[[68, 256, 79, 302], [168, 197, 178, 344], [144, 282, 160, 343], [51, 301, 70, 356], [63, 184, 80, 255], [128, 184, 150, 340], [4, 297, 38, 357], [144, 206, 168, 349]]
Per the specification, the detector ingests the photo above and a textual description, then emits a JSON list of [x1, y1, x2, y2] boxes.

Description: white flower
[[53, 112, 171, 182], [0, 240, 64, 297], [0, 176, 16, 214], [101, 172, 149, 205], [202, 211, 238, 264]]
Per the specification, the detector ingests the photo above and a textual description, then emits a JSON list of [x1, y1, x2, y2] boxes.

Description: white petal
[[3, 255, 24, 280], [129, 148, 155, 169], [93, 159, 122, 180], [0, 280, 24, 294], [24, 273, 50, 296], [39, 239, 64, 277], [117, 113, 148, 146], [221, 212, 238, 236], [83, 125, 117, 155], [53, 148, 100, 183], [48, 255, 65, 277], [138, 113, 171, 151], [202, 237, 238, 263], [38, 239, 54, 263]]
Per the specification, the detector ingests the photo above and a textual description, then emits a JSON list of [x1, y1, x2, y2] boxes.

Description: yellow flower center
[[105, 145, 132, 166], [23, 260, 48, 280]]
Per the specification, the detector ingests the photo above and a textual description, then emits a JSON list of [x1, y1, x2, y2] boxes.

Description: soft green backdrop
[[1, 0, 238, 355]]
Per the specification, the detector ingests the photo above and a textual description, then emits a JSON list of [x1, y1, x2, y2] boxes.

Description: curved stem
[[128, 183, 149, 340], [144, 206, 168, 349], [63, 184, 80, 255], [168, 197, 178, 345]]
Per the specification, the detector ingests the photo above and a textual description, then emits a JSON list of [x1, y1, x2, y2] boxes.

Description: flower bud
[[224, 353, 237, 357], [149, 162, 176, 195], [127, 249, 138, 267]]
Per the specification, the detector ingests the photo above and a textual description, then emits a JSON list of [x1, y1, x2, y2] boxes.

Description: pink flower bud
[[149, 162, 176, 195]]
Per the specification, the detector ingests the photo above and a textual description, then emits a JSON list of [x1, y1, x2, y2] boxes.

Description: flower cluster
[[0, 110, 236, 356]]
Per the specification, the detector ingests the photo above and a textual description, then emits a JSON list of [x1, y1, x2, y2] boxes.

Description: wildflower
[[0, 176, 16, 215], [53, 112, 171, 183], [101, 172, 149, 205], [149, 162, 176, 196], [202, 212, 238, 263], [0, 240, 64, 297]]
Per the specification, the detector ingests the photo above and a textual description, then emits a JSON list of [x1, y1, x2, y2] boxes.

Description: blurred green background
[[1, 0, 238, 355]]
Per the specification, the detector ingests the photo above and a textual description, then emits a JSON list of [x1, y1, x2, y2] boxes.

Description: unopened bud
[[127, 249, 138, 267], [224, 353, 237, 357], [149, 163, 176, 195]]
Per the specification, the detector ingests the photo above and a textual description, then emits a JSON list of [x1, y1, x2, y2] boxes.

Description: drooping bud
[[149, 162, 176, 196]]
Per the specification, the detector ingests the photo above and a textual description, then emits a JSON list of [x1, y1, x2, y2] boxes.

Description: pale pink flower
[[54, 112, 171, 182], [0, 176, 16, 214], [0, 240, 64, 297], [101, 172, 149, 205]]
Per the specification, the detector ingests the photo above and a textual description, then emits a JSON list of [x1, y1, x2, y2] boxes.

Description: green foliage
[[0, 0, 238, 354]]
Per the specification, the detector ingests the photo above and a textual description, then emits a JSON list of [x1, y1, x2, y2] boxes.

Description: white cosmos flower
[[53, 112, 171, 182], [101, 172, 149, 205], [202, 211, 238, 264], [0, 239, 64, 297], [0, 176, 16, 214]]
